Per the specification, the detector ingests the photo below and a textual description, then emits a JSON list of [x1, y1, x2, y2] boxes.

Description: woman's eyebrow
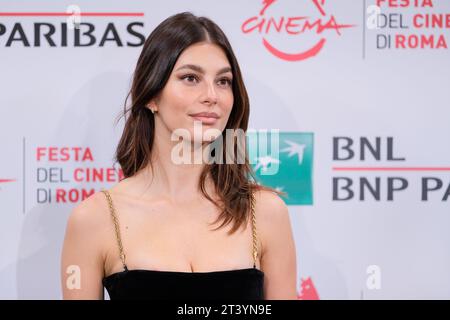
[[175, 64, 232, 75]]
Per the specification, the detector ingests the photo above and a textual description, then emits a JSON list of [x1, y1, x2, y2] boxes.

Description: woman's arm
[[60, 194, 106, 299], [257, 190, 298, 299]]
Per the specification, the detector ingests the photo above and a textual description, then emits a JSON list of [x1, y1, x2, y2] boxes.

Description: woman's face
[[149, 42, 234, 144]]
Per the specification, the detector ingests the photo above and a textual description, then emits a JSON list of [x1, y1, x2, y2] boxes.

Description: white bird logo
[[254, 156, 280, 173], [280, 140, 306, 165]]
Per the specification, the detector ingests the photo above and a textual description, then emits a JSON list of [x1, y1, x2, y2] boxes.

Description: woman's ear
[[146, 100, 158, 114]]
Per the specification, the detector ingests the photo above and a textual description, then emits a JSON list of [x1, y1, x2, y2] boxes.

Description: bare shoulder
[[62, 191, 112, 270], [253, 189, 291, 255], [253, 190, 297, 299], [254, 189, 288, 215], [67, 176, 135, 229], [61, 191, 111, 299], [65, 191, 111, 237]]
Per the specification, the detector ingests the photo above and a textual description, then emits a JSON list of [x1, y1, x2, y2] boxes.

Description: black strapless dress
[[103, 267, 264, 300]]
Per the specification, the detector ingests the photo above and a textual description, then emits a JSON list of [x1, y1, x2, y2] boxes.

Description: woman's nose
[[202, 81, 218, 105]]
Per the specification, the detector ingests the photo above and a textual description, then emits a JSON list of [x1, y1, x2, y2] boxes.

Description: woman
[[61, 12, 297, 300]]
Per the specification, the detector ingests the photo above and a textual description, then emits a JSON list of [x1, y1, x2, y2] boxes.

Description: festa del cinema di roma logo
[[241, 0, 355, 61]]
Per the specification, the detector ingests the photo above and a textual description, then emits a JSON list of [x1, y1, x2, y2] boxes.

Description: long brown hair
[[114, 12, 284, 235]]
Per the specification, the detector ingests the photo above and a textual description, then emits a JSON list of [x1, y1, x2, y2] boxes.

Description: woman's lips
[[189, 115, 218, 125]]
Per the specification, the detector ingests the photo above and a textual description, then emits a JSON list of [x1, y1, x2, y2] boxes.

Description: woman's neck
[[134, 126, 215, 204]]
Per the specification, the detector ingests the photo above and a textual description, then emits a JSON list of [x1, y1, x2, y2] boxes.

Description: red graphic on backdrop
[[241, 0, 355, 61], [0, 179, 15, 183], [297, 277, 320, 300]]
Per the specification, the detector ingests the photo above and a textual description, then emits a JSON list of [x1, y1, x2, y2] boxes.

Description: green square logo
[[247, 131, 314, 205]]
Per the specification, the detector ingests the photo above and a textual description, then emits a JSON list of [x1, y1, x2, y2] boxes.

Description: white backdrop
[[1, 0, 449, 299]]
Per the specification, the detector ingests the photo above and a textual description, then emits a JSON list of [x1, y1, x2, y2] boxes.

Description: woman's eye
[[218, 78, 232, 87], [180, 74, 232, 87], [181, 74, 199, 83]]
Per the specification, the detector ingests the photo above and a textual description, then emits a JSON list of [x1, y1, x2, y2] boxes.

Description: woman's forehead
[[174, 43, 231, 71]]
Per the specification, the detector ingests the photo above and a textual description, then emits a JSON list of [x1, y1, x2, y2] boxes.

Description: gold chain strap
[[101, 189, 127, 270], [251, 196, 259, 268]]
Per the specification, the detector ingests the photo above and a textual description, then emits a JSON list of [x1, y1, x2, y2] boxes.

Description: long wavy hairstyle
[[114, 12, 284, 235]]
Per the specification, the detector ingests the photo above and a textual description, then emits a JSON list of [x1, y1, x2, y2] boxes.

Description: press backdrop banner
[[1, 0, 449, 299]]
